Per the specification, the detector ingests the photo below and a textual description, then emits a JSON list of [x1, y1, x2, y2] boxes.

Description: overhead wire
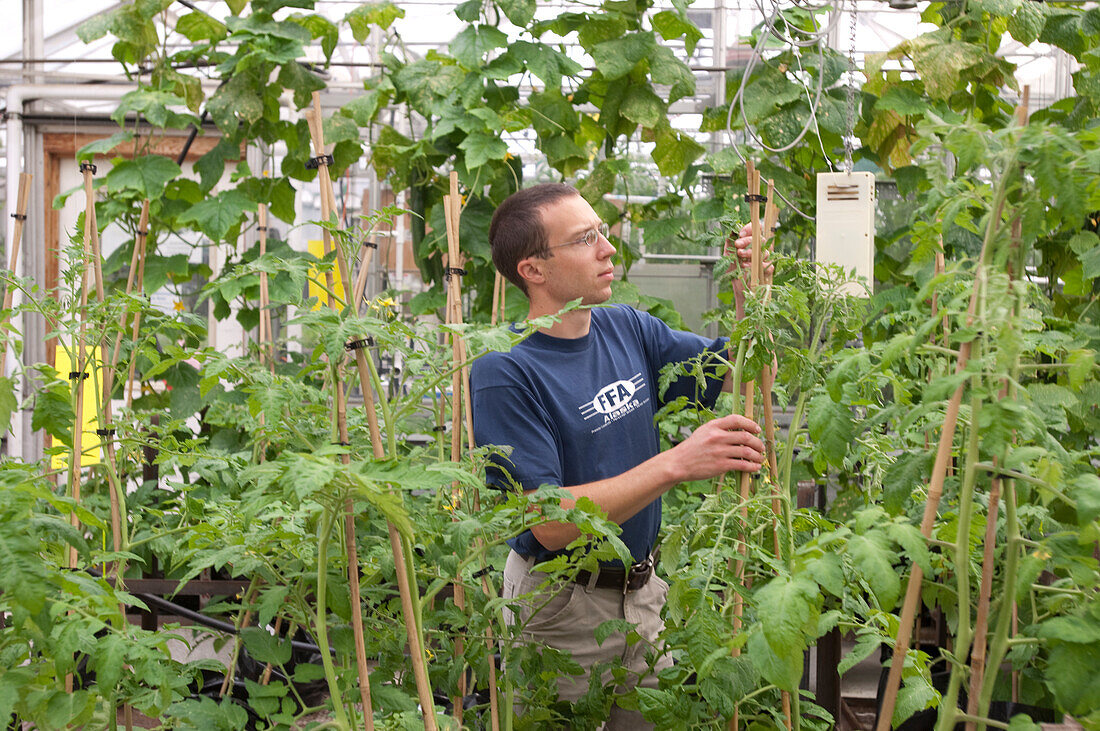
[[724, 0, 854, 221]]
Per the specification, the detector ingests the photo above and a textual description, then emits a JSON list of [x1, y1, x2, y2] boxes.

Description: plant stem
[[975, 480, 1020, 730], [936, 391, 982, 731], [314, 503, 352, 731]]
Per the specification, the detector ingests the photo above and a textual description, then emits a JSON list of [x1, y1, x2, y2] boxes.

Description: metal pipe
[[4, 82, 135, 460]]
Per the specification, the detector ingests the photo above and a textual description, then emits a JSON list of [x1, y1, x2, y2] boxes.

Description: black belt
[[575, 554, 654, 594]]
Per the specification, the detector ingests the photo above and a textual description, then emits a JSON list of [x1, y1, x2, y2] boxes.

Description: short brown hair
[[489, 183, 580, 296]]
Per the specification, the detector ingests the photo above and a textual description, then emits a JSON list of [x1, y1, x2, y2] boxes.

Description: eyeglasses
[[549, 223, 610, 250]]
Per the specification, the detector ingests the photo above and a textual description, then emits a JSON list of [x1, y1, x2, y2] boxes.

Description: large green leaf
[[179, 189, 257, 241], [459, 131, 508, 169], [908, 34, 986, 100], [651, 10, 703, 55], [450, 24, 509, 68], [240, 627, 293, 665], [620, 84, 664, 128], [76, 131, 134, 162], [806, 393, 855, 469], [848, 532, 901, 610], [176, 11, 227, 42], [754, 575, 820, 657], [650, 124, 705, 177], [590, 32, 656, 81], [497, 0, 536, 27], [510, 41, 582, 88], [104, 156, 181, 199], [345, 1, 405, 41]]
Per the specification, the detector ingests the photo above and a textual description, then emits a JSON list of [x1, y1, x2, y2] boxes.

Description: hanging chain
[[844, 0, 858, 174]]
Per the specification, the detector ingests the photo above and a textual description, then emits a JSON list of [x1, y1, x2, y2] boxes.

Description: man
[[471, 183, 765, 727]]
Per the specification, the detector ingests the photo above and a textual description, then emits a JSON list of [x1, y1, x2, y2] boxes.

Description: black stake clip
[[79, 161, 98, 174], [96, 428, 116, 437], [305, 154, 334, 170], [444, 266, 467, 281], [10, 212, 26, 221], [345, 337, 375, 351], [743, 193, 768, 203]]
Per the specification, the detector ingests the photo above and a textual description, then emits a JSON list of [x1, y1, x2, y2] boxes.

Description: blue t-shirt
[[471, 304, 726, 565]]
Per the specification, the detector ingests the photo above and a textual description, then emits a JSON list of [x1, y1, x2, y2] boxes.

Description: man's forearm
[[528, 413, 766, 551], [528, 450, 683, 551]]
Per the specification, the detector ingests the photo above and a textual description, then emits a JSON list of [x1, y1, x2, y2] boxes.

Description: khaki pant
[[501, 550, 674, 729]]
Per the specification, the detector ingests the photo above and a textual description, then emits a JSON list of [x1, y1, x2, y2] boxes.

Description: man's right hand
[[668, 413, 765, 482]]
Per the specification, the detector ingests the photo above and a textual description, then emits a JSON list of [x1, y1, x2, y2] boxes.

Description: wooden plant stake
[[257, 205, 275, 374], [729, 162, 763, 731], [442, 172, 501, 731], [305, 92, 437, 730], [491, 271, 506, 326], [0, 172, 32, 371], [304, 100, 379, 730], [124, 206, 151, 408]]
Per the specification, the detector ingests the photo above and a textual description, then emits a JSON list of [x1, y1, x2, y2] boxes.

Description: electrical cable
[[723, 0, 858, 221]]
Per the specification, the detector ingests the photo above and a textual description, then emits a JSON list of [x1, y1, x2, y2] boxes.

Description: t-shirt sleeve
[[627, 306, 728, 410], [471, 366, 563, 493]]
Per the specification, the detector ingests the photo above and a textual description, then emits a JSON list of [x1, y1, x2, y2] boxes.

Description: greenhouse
[[1, 0, 1098, 728]]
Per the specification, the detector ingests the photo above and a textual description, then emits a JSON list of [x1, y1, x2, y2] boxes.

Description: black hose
[[82, 567, 328, 656]]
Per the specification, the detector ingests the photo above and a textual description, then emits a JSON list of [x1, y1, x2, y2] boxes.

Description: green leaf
[[807, 393, 855, 469], [176, 11, 227, 42], [650, 124, 705, 178], [1042, 641, 1100, 716], [32, 383, 75, 447], [883, 451, 933, 515], [345, 2, 405, 41], [450, 24, 509, 67], [908, 34, 986, 100], [0, 377, 18, 432], [1007, 2, 1045, 44], [497, 0, 535, 27], [278, 61, 326, 110], [104, 155, 181, 199], [1006, 715, 1041, 731], [747, 626, 803, 691], [194, 137, 240, 193], [241, 627, 292, 665], [805, 552, 845, 597], [649, 45, 695, 103], [590, 32, 656, 81], [459, 131, 508, 169], [620, 84, 664, 128], [76, 131, 134, 162], [511, 41, 582, 88], [754, 575, 820, 657], [651, 10, 703, 55], [875, 87, 927, 116], [848, 532, 901, 610], [838, 632, 882, 675], [1071, 473, 1100, 527], [179, 189, 258, 241]]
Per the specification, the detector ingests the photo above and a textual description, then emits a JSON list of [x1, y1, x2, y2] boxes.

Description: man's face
[[534, 195, 617, 307]]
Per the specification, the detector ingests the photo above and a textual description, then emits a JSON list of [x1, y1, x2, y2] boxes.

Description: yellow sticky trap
[[307, 239, 346, 310], [51, 346, 102, 469]]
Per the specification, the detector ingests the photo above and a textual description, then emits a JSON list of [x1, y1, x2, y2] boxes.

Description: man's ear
[[516, 256, 545, 289]]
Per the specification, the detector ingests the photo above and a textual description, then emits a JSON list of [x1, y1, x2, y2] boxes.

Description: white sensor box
[[815, 172, 876, 297]]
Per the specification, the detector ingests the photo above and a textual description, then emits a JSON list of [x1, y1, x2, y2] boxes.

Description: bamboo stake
[[442, 174, 501, 729], [0, 172, 32, 372], [729, 162, 764, 731], [757, 181, 793, 730], [304, 99, 376, 730], [305, 92, 437, 730], [258, 205, 275, 373], [491, 271, 504, 326], [124, 206, 151, 409]]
